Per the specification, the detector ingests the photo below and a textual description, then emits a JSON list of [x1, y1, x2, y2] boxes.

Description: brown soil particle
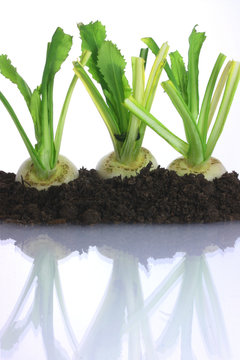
[[1, 164, 240, 225]]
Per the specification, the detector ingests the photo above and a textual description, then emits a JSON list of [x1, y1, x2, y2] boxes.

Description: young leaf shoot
[[73, 21, 169, 178], [0, 27, 79, 189], [124, 27, 240, 180]]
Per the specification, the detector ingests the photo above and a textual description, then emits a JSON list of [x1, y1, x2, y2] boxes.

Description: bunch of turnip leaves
[[73, 21, 168, 177], [0, 27, 77, 184], [124, 27, 240, 178]]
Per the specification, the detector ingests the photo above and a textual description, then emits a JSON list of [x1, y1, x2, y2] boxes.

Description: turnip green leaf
[[169, 51, 188, 104], [187, 26, 206, 121], [97, 41, 131, 134], [78, 21, 107, 86], [0, 55, 32, 109]]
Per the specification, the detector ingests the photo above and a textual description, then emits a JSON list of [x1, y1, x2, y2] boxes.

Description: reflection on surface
[[154, 255, 229, 359], [0, 222, 240, 359], [75, 248, 157, 360], [0, 234, 78, 359]]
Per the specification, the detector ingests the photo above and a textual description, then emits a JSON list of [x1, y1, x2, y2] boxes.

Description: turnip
[[124, 27, 240, 180], [0, 28, 79, 189], [73, 21, 168, 178]]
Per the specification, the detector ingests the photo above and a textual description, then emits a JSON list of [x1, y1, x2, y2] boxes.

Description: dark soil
[[1, 164, 240, 225]]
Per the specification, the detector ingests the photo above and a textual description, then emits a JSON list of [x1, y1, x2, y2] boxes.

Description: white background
[[0, 0, 240, 174]]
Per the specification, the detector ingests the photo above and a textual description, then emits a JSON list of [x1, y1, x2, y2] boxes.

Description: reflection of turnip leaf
[[124, 257, 185, 330], [76, 250, 157, 360], [147, 255, 230, 359], [0, 236, 77, 358], [76, 257, 126, 360], [195, 257, 230, 358], [0, 319, 30, 350], [156, 256, 201, 356]]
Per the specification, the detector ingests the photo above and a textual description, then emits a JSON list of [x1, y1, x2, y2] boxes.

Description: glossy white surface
[[0, 222, 240, 359]]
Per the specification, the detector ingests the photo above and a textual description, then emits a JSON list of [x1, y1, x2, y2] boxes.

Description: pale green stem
[[161, 80, 204, 165], [120, 57, 145, 162], [135, 42, 169, 155], [124, 96, 189, 157], [197, 53, 226, 146], [73, 61, 121, 158], [207, 60, 232, 130], [47, 79, 55, 168], [54, 51, 91, 167], [53, 75, 78, 167], [206, 61, 240, 159], [144, 42, 169, 111], [38, 81, 52, 172]]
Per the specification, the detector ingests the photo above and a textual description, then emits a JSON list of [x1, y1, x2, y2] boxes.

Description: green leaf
[[78, 21, 106, 53], [41, 27, 72, 84], [169, 50, 188, 104], [0, 55, 32, 109], [78, 21, 107, 86], [97, 41, 131, 133], [141, 37, 160, 56], [187, 26, 206, 120]]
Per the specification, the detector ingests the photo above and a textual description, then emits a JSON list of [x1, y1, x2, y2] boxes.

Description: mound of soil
[[1, 165, 240, 225]]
